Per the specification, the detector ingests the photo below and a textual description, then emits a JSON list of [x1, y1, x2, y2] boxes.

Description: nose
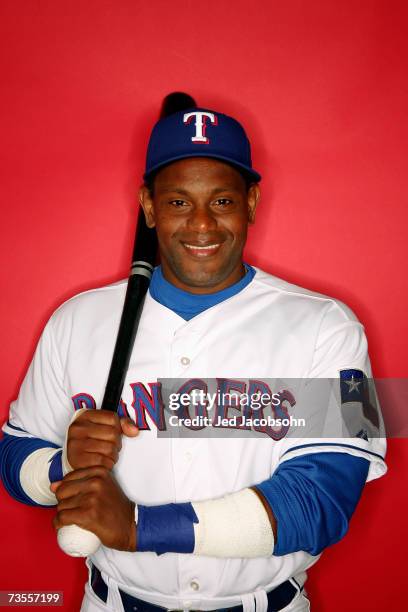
[[186, 205, 217, 232]]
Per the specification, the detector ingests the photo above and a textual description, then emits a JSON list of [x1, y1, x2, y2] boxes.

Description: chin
[[177, 265, 232, 289], [182, 271, 221, 288]]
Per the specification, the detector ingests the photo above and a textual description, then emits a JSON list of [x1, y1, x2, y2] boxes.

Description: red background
[[1, 1, 407, 610]]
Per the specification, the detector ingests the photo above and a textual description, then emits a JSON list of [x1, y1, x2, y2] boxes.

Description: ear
[[247, 183, 260, 224], [138, 185, 156, 228]]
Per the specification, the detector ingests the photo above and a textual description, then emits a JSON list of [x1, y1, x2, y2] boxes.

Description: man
[[0, 93, 386, 611]]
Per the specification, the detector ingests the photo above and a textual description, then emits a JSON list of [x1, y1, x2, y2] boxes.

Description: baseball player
[[0, 93, 386, 612]]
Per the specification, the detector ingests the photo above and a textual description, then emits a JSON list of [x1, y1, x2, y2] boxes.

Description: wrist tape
[[137, 488, 274, 558], [20, 447, 63, 505], [20, 408, 87, 505]]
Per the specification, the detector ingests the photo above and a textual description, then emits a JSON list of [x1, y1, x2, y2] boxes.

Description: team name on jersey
[[72, 378, 296, 441]]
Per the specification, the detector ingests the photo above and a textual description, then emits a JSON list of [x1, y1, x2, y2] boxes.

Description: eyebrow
[[158, 186, 240, 196]]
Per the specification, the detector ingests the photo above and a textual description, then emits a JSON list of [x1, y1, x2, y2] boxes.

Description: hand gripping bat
[[56, 210, 157, 556]]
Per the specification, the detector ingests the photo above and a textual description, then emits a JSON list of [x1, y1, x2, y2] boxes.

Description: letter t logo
[[183, 111, 218, 144]]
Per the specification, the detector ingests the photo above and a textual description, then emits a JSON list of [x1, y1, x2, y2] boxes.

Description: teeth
[[184, 243, 220, 250]]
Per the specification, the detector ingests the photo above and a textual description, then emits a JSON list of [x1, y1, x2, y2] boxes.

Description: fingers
[[75, 409, 121, 428], [53, 466, 110, 502], [53, 500, 100, 531], [53, 507, 85, 530], [66, 410, 139, 471], [72, 438, 119, 462], [120, 417, 139, 438], [70, 409, 138, 440], [67, 410, 125, 470], [76, 452, 116, 470], [58, 465, 109, 484], [70, 416, 122, 445], [52, 466, 135, 551], [54, 492, 85, 512], [52, 470, 107, 529]]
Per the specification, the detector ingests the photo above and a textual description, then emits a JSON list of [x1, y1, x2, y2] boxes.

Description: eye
[[169, 199, 188, 208], [214, 198, 232, 207]]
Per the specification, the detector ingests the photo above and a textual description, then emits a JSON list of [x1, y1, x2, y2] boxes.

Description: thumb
[[120, 417, 139, 437]]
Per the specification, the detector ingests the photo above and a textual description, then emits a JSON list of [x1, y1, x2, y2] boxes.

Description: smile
[[184, 243, 220, 250], [182, 243, 222, 257]]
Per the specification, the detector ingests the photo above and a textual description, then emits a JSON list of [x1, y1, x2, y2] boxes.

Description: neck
[[160, 263, 247, 295], [148, 263, 256, 321]]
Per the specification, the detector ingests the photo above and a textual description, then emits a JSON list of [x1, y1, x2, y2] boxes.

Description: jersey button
[[190, 580, 200, 591], [180, 356, 190, 366]]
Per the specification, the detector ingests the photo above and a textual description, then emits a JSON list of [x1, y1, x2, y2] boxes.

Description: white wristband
[[192, 488, 274, 558], [20, 447, 61, 505], [20, 408, 89, 505]]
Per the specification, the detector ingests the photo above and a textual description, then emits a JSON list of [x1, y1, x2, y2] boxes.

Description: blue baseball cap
[[144, 107, 261, 182]]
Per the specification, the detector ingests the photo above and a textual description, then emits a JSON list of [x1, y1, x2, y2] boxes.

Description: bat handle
[[57, 524, 101, 557]]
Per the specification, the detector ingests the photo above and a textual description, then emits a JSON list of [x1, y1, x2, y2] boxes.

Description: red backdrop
[[1, 1, 407, 610]]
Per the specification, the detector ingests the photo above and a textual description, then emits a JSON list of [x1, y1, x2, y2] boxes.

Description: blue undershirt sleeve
[[254, 452, 370, 556], [0, 433, 60, 507], [137, 502, 198, 555], [48, 450, 63, 483], [136, 452, 369, 557]]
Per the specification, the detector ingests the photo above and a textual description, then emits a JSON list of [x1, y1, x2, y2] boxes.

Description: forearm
[[131, 452, 369, 559], [250, 486, 277, 540], [134, 488, 274, 558], [0, 433, 62, 506]]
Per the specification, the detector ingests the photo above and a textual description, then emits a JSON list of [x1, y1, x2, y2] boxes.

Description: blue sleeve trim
[[48, 450, 63, 483], [0, 433, 59, 507], [281, 442, 384, 462], [255, 452, 370, 556], [6, 421, 28, 433], [137, 502, 198, 555]]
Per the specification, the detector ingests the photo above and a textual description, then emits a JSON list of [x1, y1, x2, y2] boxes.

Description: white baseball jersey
[[5, 266, 386, 610]]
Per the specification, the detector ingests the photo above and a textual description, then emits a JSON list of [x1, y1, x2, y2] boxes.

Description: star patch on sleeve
[[340, 369, 366, 403], [339, 368, 380, 431]]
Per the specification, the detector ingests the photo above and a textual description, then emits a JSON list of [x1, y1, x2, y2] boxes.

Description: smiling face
[[139, 158, 260, 294]]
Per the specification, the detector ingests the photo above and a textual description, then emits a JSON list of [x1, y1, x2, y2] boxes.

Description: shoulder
[[249, 266, 362, 326], [47, 279, 128, 336]]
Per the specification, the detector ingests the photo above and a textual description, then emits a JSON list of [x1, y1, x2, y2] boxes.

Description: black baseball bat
[[57, 92, 196, 556], [101, 213, 157, 413], [102, 91, 196, 411]]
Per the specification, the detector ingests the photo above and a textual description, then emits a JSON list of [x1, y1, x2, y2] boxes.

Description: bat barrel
[[101, 214, 157, 413], [132, 211, 157, 267]]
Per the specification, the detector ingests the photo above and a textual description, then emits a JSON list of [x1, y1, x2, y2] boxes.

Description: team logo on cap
[[183, 111, 218, 144]]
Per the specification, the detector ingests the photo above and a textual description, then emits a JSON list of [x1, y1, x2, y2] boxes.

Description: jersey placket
[[168, 326, 212, 603]]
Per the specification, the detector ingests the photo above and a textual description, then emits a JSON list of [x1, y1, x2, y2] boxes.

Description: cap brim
[[143, 153, 261, 183]]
